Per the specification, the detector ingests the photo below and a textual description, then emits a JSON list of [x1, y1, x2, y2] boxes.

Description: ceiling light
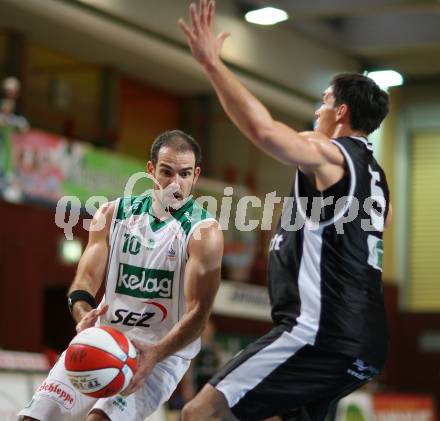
[[245, 7, 289, 26], [366, 70, 404, 90]]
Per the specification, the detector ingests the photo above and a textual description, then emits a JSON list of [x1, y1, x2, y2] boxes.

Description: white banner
[[212, 282, 271, 321]]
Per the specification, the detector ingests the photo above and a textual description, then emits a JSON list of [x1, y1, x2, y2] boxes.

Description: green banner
[[0, 128, 153, 203]]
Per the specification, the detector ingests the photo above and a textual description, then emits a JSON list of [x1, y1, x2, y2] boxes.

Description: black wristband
[[67, 290, 97, 315]]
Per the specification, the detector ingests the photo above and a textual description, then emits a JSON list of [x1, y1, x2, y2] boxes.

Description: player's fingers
[[131, 338, 141, 348], [96, 304, 109, 315], [217, 32, 230, 49], [190, 3, 200, 33], [76, 317, 95, 332], [127, 376, 138, 393], [124, 372, 143, 395], [87, 310, 99, 321], [207, 0, 215, 28], [200, 0, 208, 27], [131, 338, 147, 353], [79, 308, 102, 328], [76, 315, 94, 332], [123, 377, 135, 394], [178, 18, 193, 40], [128, 382, 140, 395], [122, 382, 135, 396]]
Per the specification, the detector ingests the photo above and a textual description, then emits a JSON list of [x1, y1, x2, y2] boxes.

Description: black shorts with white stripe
[[209, 324, 380, 421]]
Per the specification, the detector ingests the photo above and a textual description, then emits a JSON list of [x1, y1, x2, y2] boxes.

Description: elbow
[[384, 204, 393, 229], [249, 124, 274, 146], [187, 304, 211, 336]]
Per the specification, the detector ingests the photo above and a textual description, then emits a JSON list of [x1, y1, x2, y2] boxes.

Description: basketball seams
[[65, 344, 124, 371], [66, 326, 137, 398], [84, 371, 125, 398], [70, 327, 128, 362], [65, 367, 120, 393], [121, 365, 134, 392], [127, 338, 137, 359], [66, 343, 137, 372], [100, 326, 129, 355]]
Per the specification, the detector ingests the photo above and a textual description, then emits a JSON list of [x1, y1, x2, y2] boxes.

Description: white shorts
[[18, 351, 190, 421]]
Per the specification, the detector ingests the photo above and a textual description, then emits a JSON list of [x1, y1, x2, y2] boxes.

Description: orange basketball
[[65, 326, 137, 398]]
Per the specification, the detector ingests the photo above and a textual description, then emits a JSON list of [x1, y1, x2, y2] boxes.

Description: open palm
[[179, 0, 229, 68]]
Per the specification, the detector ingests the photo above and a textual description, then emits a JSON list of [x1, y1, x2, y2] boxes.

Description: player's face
[[314, 87, 340, 136], [147, 146, 200, 209]]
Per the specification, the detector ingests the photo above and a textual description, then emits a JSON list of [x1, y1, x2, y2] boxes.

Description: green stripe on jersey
[[116, 194, 150, 220], [172, 200, 212, 236], [116, 192, 214, 235]]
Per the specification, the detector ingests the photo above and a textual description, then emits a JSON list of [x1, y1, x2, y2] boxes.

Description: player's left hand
[[178, 0, 230, 69], [122, 339, 160, 396], [75, 304, 109, 334]]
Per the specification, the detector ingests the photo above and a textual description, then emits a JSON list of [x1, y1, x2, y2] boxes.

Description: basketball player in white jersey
[[19, 130, 224, 421]]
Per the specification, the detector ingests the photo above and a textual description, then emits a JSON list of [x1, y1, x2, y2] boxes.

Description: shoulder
[[175, 198, 217, 237], [187, 221, 223, 262], [115, 192, 152, 220], [88, 200, 118, 241], [299, 131, 345, 167], [101, 199, 117, 214], [331, 136, 372, 158], [182, 199, 222, 248], [93, 200, 117, 223]]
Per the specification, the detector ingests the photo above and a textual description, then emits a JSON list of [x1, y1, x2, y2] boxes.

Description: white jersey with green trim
[[97, 192, 216, 359]]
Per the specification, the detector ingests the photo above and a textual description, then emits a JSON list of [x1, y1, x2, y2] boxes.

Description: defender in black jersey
[[180, 1, 391, 420]]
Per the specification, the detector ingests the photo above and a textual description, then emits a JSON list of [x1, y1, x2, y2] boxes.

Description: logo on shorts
[[112, 395, 128, 412], [116, 263, 174, 299], [37, 380, 76, 409], [347, 359, 379, 381]]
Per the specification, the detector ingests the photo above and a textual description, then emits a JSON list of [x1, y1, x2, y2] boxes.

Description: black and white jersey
[[268, 136, 390, 368]]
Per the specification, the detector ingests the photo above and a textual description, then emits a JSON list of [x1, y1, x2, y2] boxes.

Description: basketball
[[64, 326, 137, 398]]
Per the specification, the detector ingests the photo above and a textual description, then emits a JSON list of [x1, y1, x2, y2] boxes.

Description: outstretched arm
[[179, 0, 343, 167], [124, 221, 224, 395]]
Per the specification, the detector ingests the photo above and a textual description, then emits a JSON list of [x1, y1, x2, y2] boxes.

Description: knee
[[181, 400, 197, 421], [182, 385, 229, 421], [181, 399, 203, 421], [86, 409, 111, 421]]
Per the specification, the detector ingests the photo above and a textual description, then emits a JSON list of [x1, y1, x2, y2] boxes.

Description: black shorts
[[210, 325, 380, 421]]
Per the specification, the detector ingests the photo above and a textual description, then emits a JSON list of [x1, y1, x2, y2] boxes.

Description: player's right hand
[[178, 0, 230, 69], [76, 304, 109, 333]]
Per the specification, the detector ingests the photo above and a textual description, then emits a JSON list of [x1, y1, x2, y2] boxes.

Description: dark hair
[[331, 73, 389, 134], [150, 129, 202, 167]]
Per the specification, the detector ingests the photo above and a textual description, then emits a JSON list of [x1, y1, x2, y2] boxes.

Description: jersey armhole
[[294, 140, 357, 229], [329, 140, 357, 225], [380, 168, 390, 222], [185, 218, 218, 258], [108, 198, 121, 246]]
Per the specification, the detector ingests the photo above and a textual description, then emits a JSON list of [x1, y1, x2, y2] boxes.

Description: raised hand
[[179, 0, 230, 69]]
